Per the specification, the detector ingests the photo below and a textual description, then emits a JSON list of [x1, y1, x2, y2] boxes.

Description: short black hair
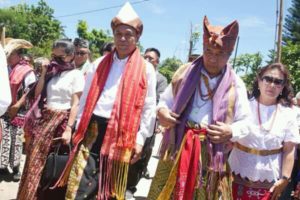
[[100, 42, 115, 55], [145, 47, 160, 58], [73, 38, 89, 48]]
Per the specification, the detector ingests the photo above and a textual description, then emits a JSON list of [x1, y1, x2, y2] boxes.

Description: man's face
[[144, 51, 159, 69], [74, 47, 89, 67], [202, 46, 231, 76], [113, 24, 138, 59]]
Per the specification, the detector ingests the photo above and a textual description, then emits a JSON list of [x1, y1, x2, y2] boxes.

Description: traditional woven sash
[[9, 61, 33, 105], [233, 142, 283, 156], [157, 126, 207, 200], [55, 48, 147, 200]]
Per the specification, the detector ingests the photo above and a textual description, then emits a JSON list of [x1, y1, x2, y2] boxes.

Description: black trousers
[[75, 115, 108, 200], [126, 134, 155, 193]]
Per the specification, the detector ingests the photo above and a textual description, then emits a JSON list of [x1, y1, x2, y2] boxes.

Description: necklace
[[198, 74, 216, 101], [257, 100, 278, 133]]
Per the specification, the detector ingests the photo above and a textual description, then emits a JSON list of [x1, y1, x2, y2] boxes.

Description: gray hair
[[52, 39, 75, 55]]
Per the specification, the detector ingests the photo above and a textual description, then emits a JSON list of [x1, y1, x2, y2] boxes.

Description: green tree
[[159, 57, 183, 83], [0, 0, 63, 56], [283, 0, 300, 43], [281, 41, 300, 92], [77, 20, 113, 59], [231, 53, 263, 90]]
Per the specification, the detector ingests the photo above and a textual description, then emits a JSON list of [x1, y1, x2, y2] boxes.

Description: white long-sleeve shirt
[[77, 53, 157, 146], [0, 44, 11, 116], [158, 68, 251, 138]]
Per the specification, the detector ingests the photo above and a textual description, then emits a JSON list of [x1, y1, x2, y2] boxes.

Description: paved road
[[0, 134, 163, 200]]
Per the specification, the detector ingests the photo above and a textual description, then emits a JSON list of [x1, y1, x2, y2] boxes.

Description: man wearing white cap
[[55, 2, 157, 200]]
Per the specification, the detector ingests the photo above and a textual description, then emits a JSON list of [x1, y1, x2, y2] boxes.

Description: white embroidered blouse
[[229, 99, 300, 182]]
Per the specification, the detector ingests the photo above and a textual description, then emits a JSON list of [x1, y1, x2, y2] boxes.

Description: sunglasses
[[261, 75, 285, 86], [75, 51, 88, 56]]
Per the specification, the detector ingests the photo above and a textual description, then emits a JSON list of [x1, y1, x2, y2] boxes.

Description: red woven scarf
[[175, 127, 207, 200], [56, 48, 147, 199]]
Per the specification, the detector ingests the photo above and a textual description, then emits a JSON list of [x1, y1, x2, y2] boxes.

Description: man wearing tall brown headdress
[[54, 2, 157, 200], [147, 16, 250, 199]]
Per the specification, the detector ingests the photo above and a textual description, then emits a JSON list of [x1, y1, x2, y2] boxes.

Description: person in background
[[33, 57, 50, 78], [147, 16, 250, 199], [55, 3, 156, 200], [126, 47, 168, 198], [73, 38, 91, 75], [0, 44, 11, 117], [100, 42, 115, 56], [17, 39, 84, 200], [0, 44, 11, 143], [229, 63, 300, 200], [0, 38, 35, 181]]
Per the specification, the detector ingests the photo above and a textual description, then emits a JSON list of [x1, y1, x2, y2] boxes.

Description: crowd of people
[[0, 2, 300, 200]]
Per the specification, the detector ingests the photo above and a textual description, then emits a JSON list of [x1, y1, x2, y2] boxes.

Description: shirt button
[[88, 182, 92, 186]]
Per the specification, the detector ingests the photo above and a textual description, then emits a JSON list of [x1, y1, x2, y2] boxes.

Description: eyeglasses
[[75, 51, 88, 56], [261, 75, 285, 87]]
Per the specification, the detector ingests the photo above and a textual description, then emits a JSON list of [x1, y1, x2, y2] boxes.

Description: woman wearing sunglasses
[[17, 39, 85, 200], [229, 63, 300, 200]]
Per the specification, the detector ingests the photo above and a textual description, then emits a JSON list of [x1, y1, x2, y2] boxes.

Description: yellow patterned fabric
[[65, 121, 98, 200], [147, 138, 209, 199]]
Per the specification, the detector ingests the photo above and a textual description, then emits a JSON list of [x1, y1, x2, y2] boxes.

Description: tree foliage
[[283, 0, 300, 43], [281, 42, 300, 92], [231, 53, 263, 90], [0, 0, 63, 56], [159, 57, 183, 83], [77, 20, 113, 59]]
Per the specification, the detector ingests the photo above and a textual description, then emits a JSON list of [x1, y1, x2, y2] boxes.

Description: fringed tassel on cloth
[[206, 159, 233, 200], [98, 156, 129, 200]]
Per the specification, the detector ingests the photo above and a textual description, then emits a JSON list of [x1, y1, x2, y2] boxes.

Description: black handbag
[[40, 143, 70, 190]]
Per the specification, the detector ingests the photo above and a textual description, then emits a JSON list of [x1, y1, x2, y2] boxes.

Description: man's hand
[[157, 107, 180, 129], [61, 127, 72, 145], [130, 143, 143, 164], [270, 179, 289, 200], [207, 121, 232, 143]]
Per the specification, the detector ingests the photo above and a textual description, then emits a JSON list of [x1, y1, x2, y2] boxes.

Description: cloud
[[147, 2, 165, 15]]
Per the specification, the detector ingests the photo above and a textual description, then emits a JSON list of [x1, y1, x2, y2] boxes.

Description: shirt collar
[[113, 52, 129, 63]]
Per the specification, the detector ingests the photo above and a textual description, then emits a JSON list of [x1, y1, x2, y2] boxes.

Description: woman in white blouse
[[229, 63, 300, 200], [17, 39, 85, 200]]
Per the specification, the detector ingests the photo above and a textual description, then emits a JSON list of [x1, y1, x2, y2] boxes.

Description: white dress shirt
[[47, 69, 84, 110], [77, 53, 157, 146], [229, 99, 300, 182], [0, 44, 11, 116], [158, 68, 250, 138]]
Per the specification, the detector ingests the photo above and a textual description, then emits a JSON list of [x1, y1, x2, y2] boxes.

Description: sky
[[0, 0, 293, 62]]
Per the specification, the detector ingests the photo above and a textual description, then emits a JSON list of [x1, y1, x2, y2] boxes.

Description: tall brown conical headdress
[[111, 2, 143, 36], [203, 16, 239, 53]]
